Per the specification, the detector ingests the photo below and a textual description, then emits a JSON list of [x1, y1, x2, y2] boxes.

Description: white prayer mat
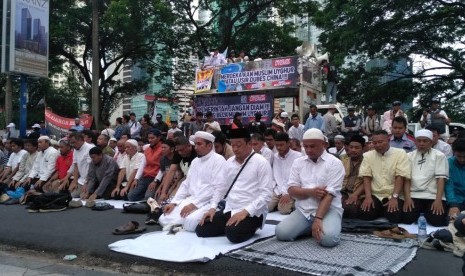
[[228, 233, 418, 275], [108, 224, 276, 262], [266, 212, 289, 222]]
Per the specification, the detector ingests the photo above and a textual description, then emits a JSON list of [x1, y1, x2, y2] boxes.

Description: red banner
[[44, 109, 93, 138]]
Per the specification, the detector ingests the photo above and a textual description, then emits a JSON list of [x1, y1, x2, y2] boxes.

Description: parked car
[[317, 104, 348, 125], [450, 122, 465, 136], [407, 122, 465, 141]]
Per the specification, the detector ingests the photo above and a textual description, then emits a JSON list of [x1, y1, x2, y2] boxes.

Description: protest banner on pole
[[194, 93, 272, 125], [216, 56, 298, 93], [45, 109, 93, 138], [194, 69, 215, 94]]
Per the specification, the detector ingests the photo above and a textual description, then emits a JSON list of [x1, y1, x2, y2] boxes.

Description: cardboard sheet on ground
[[72, 199, 137, 210], [263, 212, 447, 235], [108, 224, 276, 262], [399, 223, 446, 235]]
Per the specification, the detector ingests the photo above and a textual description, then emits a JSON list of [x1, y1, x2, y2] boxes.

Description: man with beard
[[340, 135, 365, 218]]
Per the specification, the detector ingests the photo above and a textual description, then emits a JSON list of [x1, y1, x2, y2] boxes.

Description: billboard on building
[[195, 93, 273, 125], [216, 56, 299, 93], [1, 0, 49, 77]]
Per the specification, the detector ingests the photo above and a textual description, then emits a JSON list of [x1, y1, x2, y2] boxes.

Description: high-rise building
[[21, 8, 32, 41]]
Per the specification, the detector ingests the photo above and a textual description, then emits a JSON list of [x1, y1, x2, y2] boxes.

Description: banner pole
[[19, 74, 28, 138]]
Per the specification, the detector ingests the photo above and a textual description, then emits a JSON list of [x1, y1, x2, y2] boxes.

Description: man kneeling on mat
[[196, 128, 273, 243], [275, 128, 345, 247], [159, 131, 226, 231]]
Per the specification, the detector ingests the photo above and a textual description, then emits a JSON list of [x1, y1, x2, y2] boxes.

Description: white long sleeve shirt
[[68, 142, 93, 185], [288, 124, 305, 141], [28, 147, 59, 181], [209, 151, 273, 217], [6, 149, 27, 169], [13, 151, 38, 182], [288, 150, 345, 218], [272, 150, 302, 195], [135, 156, 147, 180], [171, 150, 226, 208], [129, 120, 141, 138], [259, 146, 274, 166]]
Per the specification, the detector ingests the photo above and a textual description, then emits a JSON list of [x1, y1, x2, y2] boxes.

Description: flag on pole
[[151, 100, 157, 124]]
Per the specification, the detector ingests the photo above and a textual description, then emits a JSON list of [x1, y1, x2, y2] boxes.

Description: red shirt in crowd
[[56, 151, 74, 179]]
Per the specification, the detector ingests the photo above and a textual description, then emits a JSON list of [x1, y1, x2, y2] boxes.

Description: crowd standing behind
[[1, 100, 464, 247]]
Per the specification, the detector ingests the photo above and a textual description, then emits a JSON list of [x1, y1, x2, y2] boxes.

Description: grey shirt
[[87, 155, 119, 197], [189, 121, 205, 135], [323, 112, 338, 137]]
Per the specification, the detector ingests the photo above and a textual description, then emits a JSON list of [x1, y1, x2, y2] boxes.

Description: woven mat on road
[[227, 233, 417, 275]]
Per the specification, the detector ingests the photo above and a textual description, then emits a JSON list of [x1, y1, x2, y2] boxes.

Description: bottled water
[[418, 213, 427, 242]]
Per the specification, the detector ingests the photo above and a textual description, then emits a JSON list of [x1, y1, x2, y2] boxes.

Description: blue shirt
[[389, 133, 416, 153], [40, 127, 50, 135], [445, 157, 465, 207], [304, 114, 325, 132]]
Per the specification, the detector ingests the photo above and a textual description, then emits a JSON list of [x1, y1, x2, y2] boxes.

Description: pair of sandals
[[112, 197, 161, 235], [113, 220, 146, 235], [373, 227, 417, 240]]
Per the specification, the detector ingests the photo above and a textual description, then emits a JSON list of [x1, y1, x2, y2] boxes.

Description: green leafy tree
[[49, 0, 194, 123], [312, 0, 465, 119], [169, 0, 316, 58]]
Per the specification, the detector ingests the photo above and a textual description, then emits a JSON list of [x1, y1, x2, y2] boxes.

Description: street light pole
[[91, 0, 100, 129]]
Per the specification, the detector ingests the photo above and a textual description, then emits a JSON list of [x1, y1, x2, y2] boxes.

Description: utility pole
[[91, 0, 100, 129], [5, 75, 13, 124]]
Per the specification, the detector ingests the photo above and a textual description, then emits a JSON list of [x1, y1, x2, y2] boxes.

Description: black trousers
[[342, 193, 361, 219], [357, 195, 403, 223], [195, 211, 263, 243], [402, 198, 448, 226]]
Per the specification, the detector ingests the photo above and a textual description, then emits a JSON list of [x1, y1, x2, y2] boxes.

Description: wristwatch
[[391, 193, 399, 199]]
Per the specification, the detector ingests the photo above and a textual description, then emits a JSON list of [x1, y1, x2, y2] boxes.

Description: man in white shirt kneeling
[[275, 128, 345, 247], [159, 131, 226, 231], [196, 128, 273, 243], [268, 132, 302, 214]]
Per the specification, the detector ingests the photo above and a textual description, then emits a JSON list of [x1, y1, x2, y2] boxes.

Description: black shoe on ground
[[145, 208, 162, 225], [27, 204, 40, 213], [39, 204, 67, 213]]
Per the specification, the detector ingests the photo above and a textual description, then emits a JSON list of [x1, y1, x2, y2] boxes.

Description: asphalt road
[[0, 205, 462, 275]]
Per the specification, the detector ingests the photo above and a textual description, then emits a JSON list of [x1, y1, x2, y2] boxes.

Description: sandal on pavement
[[112, 221, 146, 235]]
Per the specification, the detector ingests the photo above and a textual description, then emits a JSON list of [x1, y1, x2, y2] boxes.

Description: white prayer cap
[[415, 129, 433, 140], [125, 139, 138, 148], [50, 139, 59, 146], [363, 135, 369, 143], [191, 131, 215, 143], [32, 123, 41, 128], [303, 128, 325, 141], [109, 137, 117, 142], [38, 136, 50, 141], [334, 135, 345, 141], [6, 123, 15, 128], [280, 112, 289, 118]]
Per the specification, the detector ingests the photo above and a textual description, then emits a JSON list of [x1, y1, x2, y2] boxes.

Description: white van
[[317, 104, 348, 125], [408, 122, 450, 141]]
